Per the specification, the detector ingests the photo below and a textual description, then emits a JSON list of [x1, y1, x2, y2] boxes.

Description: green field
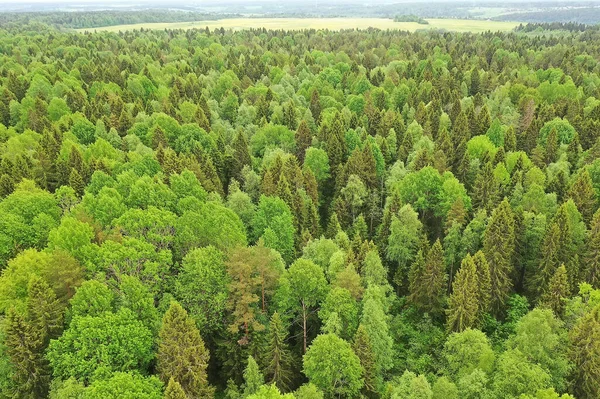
[[78, 17, 520, 33]]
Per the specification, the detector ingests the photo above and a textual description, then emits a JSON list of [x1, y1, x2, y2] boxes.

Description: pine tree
[[568, 169, 597, 225], [353, 324, 378, 398], [540, 264, 569, 318], [265, 312, 293, 392], [567, 132, 581, 167], [243, 356, 264, 398], [447, 254, 479, 332], [409, 239, 447, 316], [165, 378, 188, 399], [504, 126, 516, 152], [483, 199, 515, 314], [26, 276, 63, 346], [569, 305, 600, 399], [587, 209, 600, 288], [157, 302, 213, 398], [196, 107, 211, 132]]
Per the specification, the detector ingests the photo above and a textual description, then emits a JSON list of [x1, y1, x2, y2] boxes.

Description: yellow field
[[77, 18, 519, 33]]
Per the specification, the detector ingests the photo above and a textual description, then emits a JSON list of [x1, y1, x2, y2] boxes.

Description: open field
[[77, 17, 520, 33]]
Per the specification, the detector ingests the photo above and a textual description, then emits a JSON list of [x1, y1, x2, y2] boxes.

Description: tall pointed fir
[[231, 131, 252, 181], [473, 251, 492, 319], [295, 120, 312, 163], [243, 356, 264, 398], [447, 254, 479, 332], [265, 312, 294, 392], [472, 161, 500, 213], [353, 324, 378, 398], [568, 168, 597, 225], [569, 305, 600, 399], [409, 239, 447, 317], [535, 223, 561, 299], [157, 302, 213, 398], [165, 378, 188, 399], [4, 276, 63, 399], [586, 209, 600, 288], [483, 198, 515, 314], [540, 264, 569, 318]]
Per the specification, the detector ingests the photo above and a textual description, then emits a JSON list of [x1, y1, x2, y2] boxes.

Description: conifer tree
[[535, 223, 561, 298], [472, 162, 500, 213], [540, 264, 569, 318], [265, 312, 293, 392], [231, 131, 252, 181], [586, 209, 600, 288], [353, 324, 378, 398], [483, 199, 515, 314], [568, 169, 597, 225], [469, 68, 480, 96], [243, 356, 264, 398], [545, 128, 559, 164], [447, 254, 479, 332], [296, 120, 312, 163], [157, 302, 213, 398], [165, 378, 188, 399], [409, 239, 447, 316], [473, 251, 492, 319], [310, 90, 321, 123], [569, 305, 600, 399], [69, 168, 85, 197]]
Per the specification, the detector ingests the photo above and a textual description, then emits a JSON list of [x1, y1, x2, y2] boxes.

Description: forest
[[1, 18, 600, 399]]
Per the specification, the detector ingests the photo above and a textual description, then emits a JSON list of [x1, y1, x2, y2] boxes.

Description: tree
[[157, 302, 213, 398], [265, 312, 294, 392], [352, 325, 378, 398], [540, 265, 569, 318], [360, 287, 394, 376], [175, 246, 230, 335], [432, 377, 457, 399], [569, 305, 600, 399], [302, 334, 363, 398], [47, 308, 154, 383], [165, 378, 187, 399], [231, 131, 252, 180], [492, 349, 551, 398], [243, 356, 264, 397], [296, 120, 312, 162], [84, 372, 163, 399], [387, 204, 423, 288], [507, 309, 570, 392], [409, 239, 447, 316], [277, 259, 328, 353], [442, 328, 495, 378], [586, 209, 600, 287], [447, 254, 479, 332], [568, 169, 596, 225], [392, 370, 433, 399], [483, 198, 515, 313]]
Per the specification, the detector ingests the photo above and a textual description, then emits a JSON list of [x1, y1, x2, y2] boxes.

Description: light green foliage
[[303, 334, 363, 398], [443, 329, 495, 378]]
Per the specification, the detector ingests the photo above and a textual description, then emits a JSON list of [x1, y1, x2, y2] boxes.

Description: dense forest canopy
[[1, 17, 600, 399]]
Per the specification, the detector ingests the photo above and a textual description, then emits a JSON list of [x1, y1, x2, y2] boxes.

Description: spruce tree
[[231, 131, 252, 181], [483, 198, 515, 314], [545, 128, 559, 164], [265, 312, 293, 392], [473, 251, 492, 319], [535, 223, 561, 298], [353, 324, 378, 398], [447, 254, 479, 332], [310, 90, 321, 123], [409, 239, 447, 316], [472, 161, 500, 213], [243, 356, 264, 398], [165, 378, 188, 399], [295, 120, 312, 163], [586, 209, 600, 288], [569, 305, 600, 399], [568, 169, 597, 225], [157, 302, 213, 398], [69, 168, 85, 197], [540, 264, 569, 318]]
